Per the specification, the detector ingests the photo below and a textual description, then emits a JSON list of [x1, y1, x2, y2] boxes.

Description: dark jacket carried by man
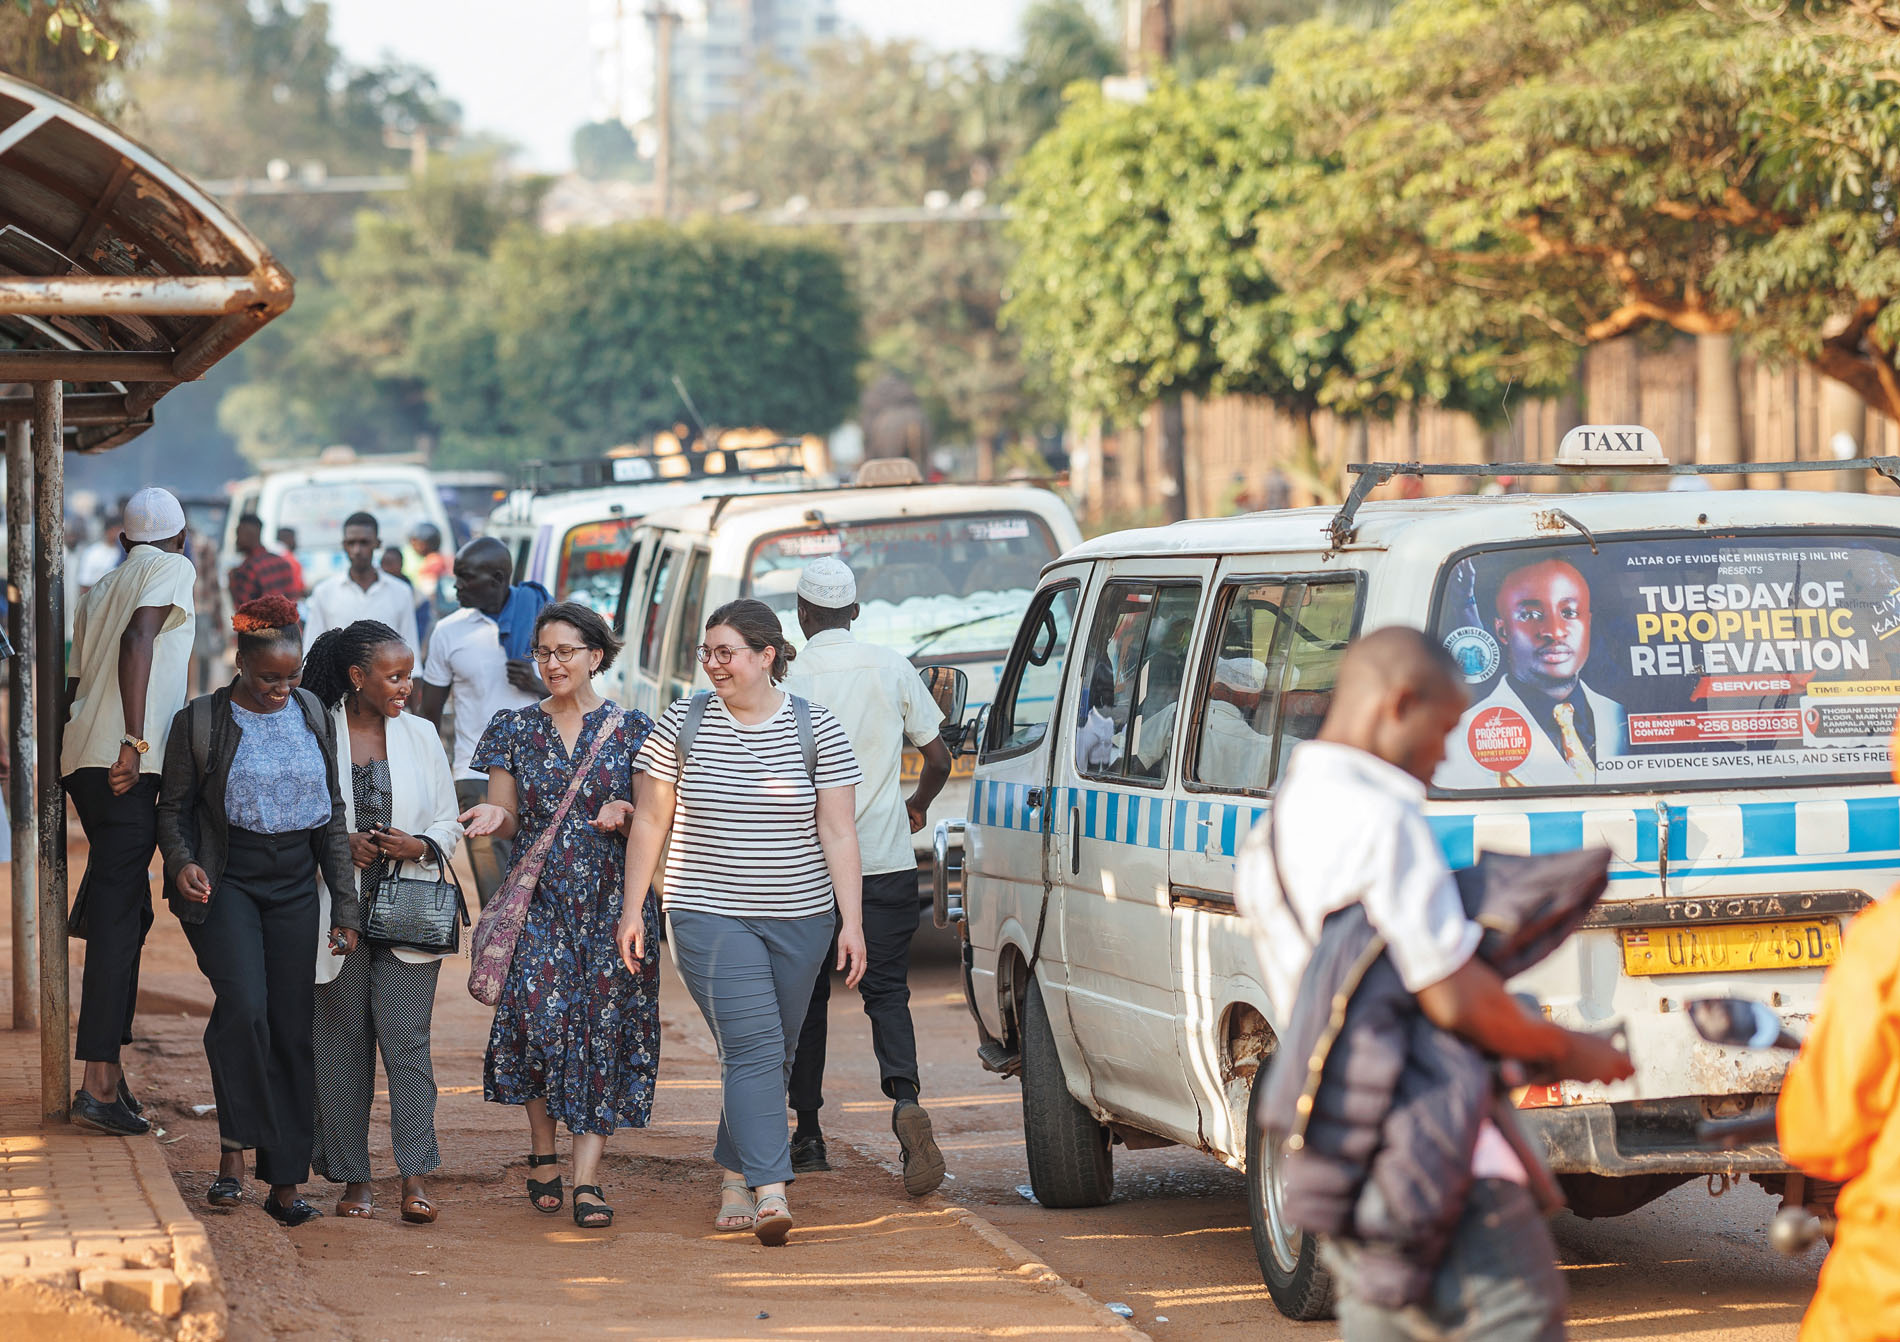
[[1260, 846, 1612, 1308]]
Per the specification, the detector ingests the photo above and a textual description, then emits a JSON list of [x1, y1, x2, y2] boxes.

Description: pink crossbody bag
[[467, 705, 625, 1007]]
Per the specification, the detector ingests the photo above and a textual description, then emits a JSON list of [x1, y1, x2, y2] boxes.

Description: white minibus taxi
[[610, 470, 1084, 863], [943, 432, 1900, 1319], [486, 449, 815, 615], [224, 454, 451, 593]]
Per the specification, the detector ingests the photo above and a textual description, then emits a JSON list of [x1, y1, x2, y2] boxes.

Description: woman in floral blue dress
[[459, 602, 658, 1230]]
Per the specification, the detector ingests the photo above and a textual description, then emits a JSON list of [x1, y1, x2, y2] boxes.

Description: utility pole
[[647, 3, 677, 220], [1129, 1, 1188, 521]]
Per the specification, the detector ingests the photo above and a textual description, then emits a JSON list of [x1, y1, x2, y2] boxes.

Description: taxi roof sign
[[1557, 424, 1667, 466]]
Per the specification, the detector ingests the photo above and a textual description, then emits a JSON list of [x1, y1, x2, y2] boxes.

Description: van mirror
[[920, 665, 968, 731]]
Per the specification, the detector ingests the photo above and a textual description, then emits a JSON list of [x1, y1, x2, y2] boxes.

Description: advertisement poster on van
[[1432, 536, 1900, 790]]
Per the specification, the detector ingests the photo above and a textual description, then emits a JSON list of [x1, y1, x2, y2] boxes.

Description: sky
[[324, 1, 1038, 174]]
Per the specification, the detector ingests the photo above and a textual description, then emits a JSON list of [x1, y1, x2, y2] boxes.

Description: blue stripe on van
[[967, 781, 1900, 880]]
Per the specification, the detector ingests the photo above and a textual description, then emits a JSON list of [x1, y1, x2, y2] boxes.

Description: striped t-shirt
[[636, 692, 861, 918]]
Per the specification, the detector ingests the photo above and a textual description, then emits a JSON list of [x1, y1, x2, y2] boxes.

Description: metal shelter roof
[[0, 74, 295, 450]]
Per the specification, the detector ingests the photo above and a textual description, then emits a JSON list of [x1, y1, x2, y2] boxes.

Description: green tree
[[423, 221, 863, 466], [218, 156, 548, 465], [572, 118, 645, 181], [1006, 75, 1527, 509], [691, 38, 1048, 460], [1257, 0, 1900, 425], [1011, 0, 1121, 139], [1, 1, 128, 108]]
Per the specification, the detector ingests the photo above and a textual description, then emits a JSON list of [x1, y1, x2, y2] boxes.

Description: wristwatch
[[120, 736, 149, 755]]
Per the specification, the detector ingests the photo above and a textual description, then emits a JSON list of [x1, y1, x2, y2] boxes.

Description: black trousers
[[789, 868, 923, 1112], [67, 768, 160, 1066], [180, 827, 320, 1187]]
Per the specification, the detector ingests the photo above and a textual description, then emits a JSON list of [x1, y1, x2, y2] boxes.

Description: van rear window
[[1431, 534, 1900, 792]]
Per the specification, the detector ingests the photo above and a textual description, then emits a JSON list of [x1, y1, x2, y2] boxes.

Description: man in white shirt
[[416, 538, 542, 906], [301, 511, 419, 659], [61, 487, 197, 1138], [1235, 627, 1631, 1339], [782, 557, 953, 1195]]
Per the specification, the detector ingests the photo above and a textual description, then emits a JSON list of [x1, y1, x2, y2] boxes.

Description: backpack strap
[[676, 690, 712, 771], [788, 694, 817, 784]]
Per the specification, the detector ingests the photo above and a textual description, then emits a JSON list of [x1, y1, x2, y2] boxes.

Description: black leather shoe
[[206, 1177, 244, 1208], [790, 1133, 831, 1173], [117, 1077, 143, 1117], [264, 1197, 323, 1228], [70, 1089, 150, 1137]]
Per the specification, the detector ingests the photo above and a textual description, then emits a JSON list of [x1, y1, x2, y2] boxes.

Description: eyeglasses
[[530, 644, 586, 664], [696, 643, 752, 666]]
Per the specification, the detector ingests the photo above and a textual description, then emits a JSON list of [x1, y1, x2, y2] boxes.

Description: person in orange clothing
[[1777, 886, 1900, 1341]]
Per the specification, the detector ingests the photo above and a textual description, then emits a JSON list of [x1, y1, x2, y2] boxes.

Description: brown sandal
[[335, 1198, 372, 1219], [401, 1193, 437, 1225]]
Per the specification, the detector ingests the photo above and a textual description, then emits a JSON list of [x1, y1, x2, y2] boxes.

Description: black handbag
[[364, 834, 469, 955]]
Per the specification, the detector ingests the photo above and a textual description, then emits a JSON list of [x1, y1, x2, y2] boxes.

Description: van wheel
[[1247, 1063, 1333, 1320], [1020, 977, 1113, 1208]]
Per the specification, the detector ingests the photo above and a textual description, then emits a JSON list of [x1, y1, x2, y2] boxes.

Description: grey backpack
[[675, 690, 817, 783]]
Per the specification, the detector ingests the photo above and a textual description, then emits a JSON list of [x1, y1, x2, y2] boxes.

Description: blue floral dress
[[472, 701, 659, 1135]]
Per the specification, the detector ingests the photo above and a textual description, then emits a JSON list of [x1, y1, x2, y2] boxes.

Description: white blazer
[[316, 706, 466, 981]]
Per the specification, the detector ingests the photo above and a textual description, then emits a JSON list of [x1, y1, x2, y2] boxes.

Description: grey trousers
[[456, 778, 513, 908], [669, 909, 833, 1188], [311, 943, 444, 1182], [1321, 1180, 1567, 1342]]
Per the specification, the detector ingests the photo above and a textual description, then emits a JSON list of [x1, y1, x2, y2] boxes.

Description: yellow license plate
[[1620, 918, 1842, 977], [900, 749, 977, 784]]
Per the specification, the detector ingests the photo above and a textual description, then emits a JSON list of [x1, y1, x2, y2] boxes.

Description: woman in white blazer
[[303, 620, 464, 1224]]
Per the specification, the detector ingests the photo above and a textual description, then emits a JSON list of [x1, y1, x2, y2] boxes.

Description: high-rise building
[[596, 0, 842, 139]]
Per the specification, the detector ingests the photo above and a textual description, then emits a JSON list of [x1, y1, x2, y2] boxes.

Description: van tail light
[[1515, 1083, 1565, 1109]]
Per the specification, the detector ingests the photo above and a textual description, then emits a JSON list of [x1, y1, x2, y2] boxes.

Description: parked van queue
[[60, 484, 958, 1248]]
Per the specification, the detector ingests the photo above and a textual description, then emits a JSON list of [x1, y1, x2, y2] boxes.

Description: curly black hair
[[301, 620, 409, 708]]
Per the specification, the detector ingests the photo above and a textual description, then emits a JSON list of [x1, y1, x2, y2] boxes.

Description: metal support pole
[[32, 382, 66, 1123], [5, 419, 33, 1031]]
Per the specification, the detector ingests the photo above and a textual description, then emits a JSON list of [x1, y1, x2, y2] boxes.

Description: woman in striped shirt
[[618, 598, 865, 1245]]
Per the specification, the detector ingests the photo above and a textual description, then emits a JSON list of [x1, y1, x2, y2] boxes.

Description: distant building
[[594, 0, 842, 146]]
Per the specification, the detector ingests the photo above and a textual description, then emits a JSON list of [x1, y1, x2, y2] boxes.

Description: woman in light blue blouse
[[157, 595, 357, 1227]]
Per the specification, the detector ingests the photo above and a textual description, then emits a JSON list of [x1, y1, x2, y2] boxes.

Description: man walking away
[[227, 512, 299, 610], [782, 557, 953, 1194], [416, 537, 546, 907], [301, 512, 419, 658], [62, 487, 198, 1136], [1236, 627, 1632, 1339]]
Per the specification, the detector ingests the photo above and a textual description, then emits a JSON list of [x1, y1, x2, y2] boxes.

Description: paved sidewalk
[[0, 1017, 225, 1339]]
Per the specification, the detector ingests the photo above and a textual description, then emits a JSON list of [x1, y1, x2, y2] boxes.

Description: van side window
[[670, 549, 712, 681], [1189, 582, 1292, 794], [1076, 582, 1202, 785], [987, 584, 1079, 756], [1188, 577, 1360, 793], [1271, 581, 1358, 775], [639, 547, 677, 673]]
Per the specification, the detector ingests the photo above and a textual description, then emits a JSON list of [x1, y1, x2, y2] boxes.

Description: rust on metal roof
[[0, 75, 295, 451]]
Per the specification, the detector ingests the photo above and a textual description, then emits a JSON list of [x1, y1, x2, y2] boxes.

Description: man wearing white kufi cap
[[1133, 655, 1275, 792], [62, 486, 195, 1136], [781, 555, 953, 1196]]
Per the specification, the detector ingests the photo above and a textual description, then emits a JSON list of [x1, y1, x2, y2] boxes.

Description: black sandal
[[206, 1176, 243, 1209], [572, 1185, 613, 1229], [526, 1153, 563, 1214]]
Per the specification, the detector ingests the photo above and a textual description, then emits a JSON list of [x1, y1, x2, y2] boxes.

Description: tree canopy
[[1258, 0, 1900, 420]]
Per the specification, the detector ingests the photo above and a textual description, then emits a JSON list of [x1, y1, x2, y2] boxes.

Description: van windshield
[[560, 519, 640, 614], [745, 512, 1058, 659], [276, 478, 433, 564], [1431, 533, 1900, 793]]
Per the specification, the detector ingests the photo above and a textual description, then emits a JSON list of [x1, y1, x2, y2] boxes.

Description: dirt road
[[110, 900, 1132, 1341], [15, 836, 1825, 1341], [816, 924, 1823, 1342]]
